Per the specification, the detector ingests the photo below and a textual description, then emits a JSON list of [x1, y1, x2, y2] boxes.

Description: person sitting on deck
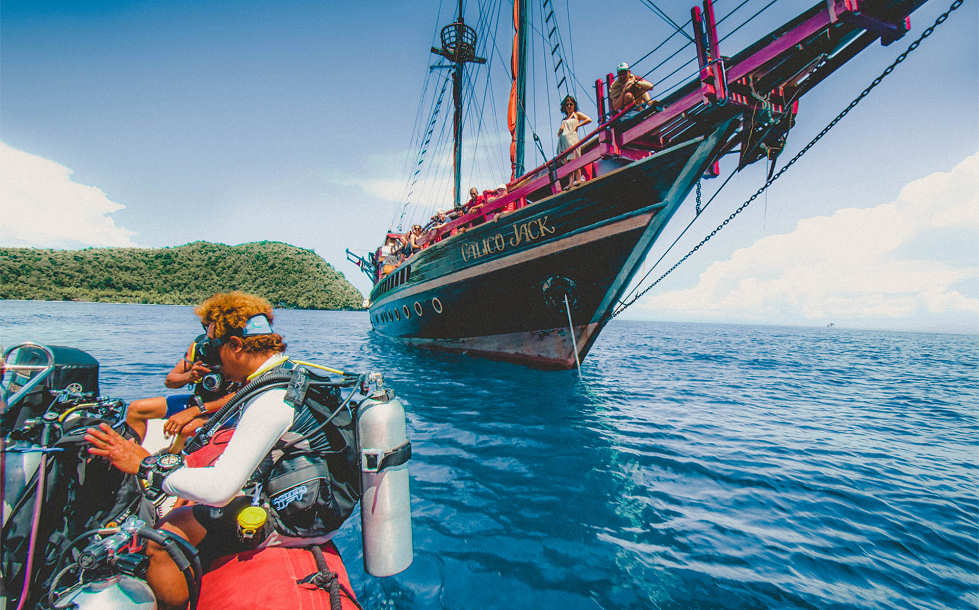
[[405, 224, 427, 256], [610, 62, 654, 112], [380, 234, 401, 258], [424, 209, 449, 232], [379, 234, 403, 278], [465, 187, 485, 214], [489, 184, 519, 214]]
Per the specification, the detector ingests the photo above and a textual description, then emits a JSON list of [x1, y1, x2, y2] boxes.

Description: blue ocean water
[[1, 300, 976, 609]]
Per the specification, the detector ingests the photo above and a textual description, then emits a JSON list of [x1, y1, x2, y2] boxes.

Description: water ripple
[[2, 303, 976, 608]]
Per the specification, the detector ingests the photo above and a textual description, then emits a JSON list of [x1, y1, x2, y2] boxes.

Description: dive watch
[[191, 395, 207, 415], [138, 453, 184, 498]]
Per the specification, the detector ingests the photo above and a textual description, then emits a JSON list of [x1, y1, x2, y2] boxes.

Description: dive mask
[[191, 315, 275, 368], [191, 333, 224, 368]]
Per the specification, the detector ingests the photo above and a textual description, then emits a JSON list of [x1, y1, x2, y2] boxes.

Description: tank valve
[[236, 505, 268, 543]]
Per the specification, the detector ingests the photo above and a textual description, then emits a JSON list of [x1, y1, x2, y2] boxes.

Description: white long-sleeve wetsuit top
[[161, 354, 291, 505]]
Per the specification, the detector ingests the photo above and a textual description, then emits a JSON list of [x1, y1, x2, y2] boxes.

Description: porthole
[[395, 309, 400, 321], [414, 302, 423, 316], [432, 297, 443, 314], [402, 305, 410, 318]]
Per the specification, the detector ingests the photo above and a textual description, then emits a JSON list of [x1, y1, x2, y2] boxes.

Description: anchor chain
[[611, 0, 964, 318], [695, 180, 703, 215]]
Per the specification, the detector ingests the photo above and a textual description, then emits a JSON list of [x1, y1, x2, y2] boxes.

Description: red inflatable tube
[[198, 543, 359, 610], [184, 429, 360, 609]]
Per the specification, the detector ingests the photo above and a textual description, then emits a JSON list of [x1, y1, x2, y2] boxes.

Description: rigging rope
[[612, 0, 964, 318], [645, 0, 773, 98], [397, 74, 451, 231], [718, 0, 778, 46], [468, 0, 505, 187], [394, 1, 450, 229], [616, 167, 738, 308], [639, 0, 695, 43]]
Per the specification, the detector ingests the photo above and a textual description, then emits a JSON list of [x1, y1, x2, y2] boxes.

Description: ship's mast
[[432, 1, 485, 209]]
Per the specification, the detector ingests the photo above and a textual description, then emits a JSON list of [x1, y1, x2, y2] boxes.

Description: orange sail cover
[[508, 0, 520, 179]]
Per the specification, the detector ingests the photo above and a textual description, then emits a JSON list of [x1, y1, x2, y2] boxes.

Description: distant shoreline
[[0, 297, 366, 312], [0, 241, 366, 310]]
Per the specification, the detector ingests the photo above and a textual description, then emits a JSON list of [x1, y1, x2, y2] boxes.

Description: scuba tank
[[357, 376, 412, 577], [2, 440, 42, 524], [52, 575, 157, 609]]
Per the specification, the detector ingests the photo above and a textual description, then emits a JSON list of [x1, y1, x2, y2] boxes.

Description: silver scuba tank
[[52, 575, 157, 609], [357, 383, 412, 577], [2, 440, 42, 525]]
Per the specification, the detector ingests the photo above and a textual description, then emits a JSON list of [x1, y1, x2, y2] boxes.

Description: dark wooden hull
[[368, 122, 737, 368]]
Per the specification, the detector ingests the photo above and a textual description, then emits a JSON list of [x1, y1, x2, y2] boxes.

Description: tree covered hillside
[[0, 241, 364, 309]]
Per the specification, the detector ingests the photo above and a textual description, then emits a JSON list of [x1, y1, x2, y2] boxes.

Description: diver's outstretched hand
[[86, 422, 150, 474]]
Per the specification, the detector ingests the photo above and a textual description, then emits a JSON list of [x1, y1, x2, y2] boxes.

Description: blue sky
[[1, 0, 976, 332]]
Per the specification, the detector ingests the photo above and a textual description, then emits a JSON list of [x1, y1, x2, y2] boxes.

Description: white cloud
[[0, 142, 137, 248], [638, 153, 979, 330]]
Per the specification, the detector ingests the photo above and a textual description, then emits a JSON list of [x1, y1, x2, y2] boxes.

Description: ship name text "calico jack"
[[460, 217, 556, 262]]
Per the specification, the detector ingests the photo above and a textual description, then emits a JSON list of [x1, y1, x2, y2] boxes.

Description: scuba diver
[[124, 336, 238, 447], [83, 291, 349, 609]]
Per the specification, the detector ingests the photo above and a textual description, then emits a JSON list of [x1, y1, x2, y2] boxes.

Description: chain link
[[612, 0, 964, 318], [695, 180, 703, 215]]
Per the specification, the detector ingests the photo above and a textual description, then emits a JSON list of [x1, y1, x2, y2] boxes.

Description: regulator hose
[[279, 374, 365, 453], [14, 424, 52, 610], [50, 527, 104, 589], [182, 371, 293, 453], [159, 529, 203, 599], [138, 527, 201, 610]]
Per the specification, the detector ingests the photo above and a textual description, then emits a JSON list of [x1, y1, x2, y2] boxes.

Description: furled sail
[[507, 0, 520, 179]]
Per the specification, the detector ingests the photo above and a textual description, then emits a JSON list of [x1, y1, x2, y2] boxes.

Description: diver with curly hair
[[84, 291, 316, 609]]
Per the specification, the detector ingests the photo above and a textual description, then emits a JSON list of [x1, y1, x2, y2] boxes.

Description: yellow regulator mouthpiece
[[236, 505, 268, 540]]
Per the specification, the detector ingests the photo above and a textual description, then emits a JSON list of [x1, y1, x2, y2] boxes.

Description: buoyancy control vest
[[252, 364, 362, 537]]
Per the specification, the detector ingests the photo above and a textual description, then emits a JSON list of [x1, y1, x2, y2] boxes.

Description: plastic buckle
[[361, 449, 383, 472]]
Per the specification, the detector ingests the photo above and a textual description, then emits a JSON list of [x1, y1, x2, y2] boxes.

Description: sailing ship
[[347, 0, 929, 369]]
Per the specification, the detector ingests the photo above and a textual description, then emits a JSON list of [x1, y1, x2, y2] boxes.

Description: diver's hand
[[188, 362, 211, 383], [85, 422, 149, 474], [164, 407, 199, 437]]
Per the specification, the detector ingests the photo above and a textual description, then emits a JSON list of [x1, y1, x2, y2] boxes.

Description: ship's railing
[[421, 113, 622, 246], [380, 0, 920, 283]]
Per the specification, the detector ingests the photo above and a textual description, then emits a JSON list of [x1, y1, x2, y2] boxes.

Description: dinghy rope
[[611, 0, 964, 319]]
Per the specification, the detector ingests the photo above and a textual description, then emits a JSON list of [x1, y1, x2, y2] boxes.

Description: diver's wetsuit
[[160, 354, 335, 561]]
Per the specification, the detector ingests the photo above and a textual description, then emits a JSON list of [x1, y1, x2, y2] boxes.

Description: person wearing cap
[[610, 61, 654, 112], [84, 291, 309, 608]]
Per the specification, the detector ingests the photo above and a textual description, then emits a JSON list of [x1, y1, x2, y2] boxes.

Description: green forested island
[[0, 241, 364, 310]]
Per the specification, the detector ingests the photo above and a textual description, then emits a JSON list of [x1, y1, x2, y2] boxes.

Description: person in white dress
[[556, 95, 592, 186]]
